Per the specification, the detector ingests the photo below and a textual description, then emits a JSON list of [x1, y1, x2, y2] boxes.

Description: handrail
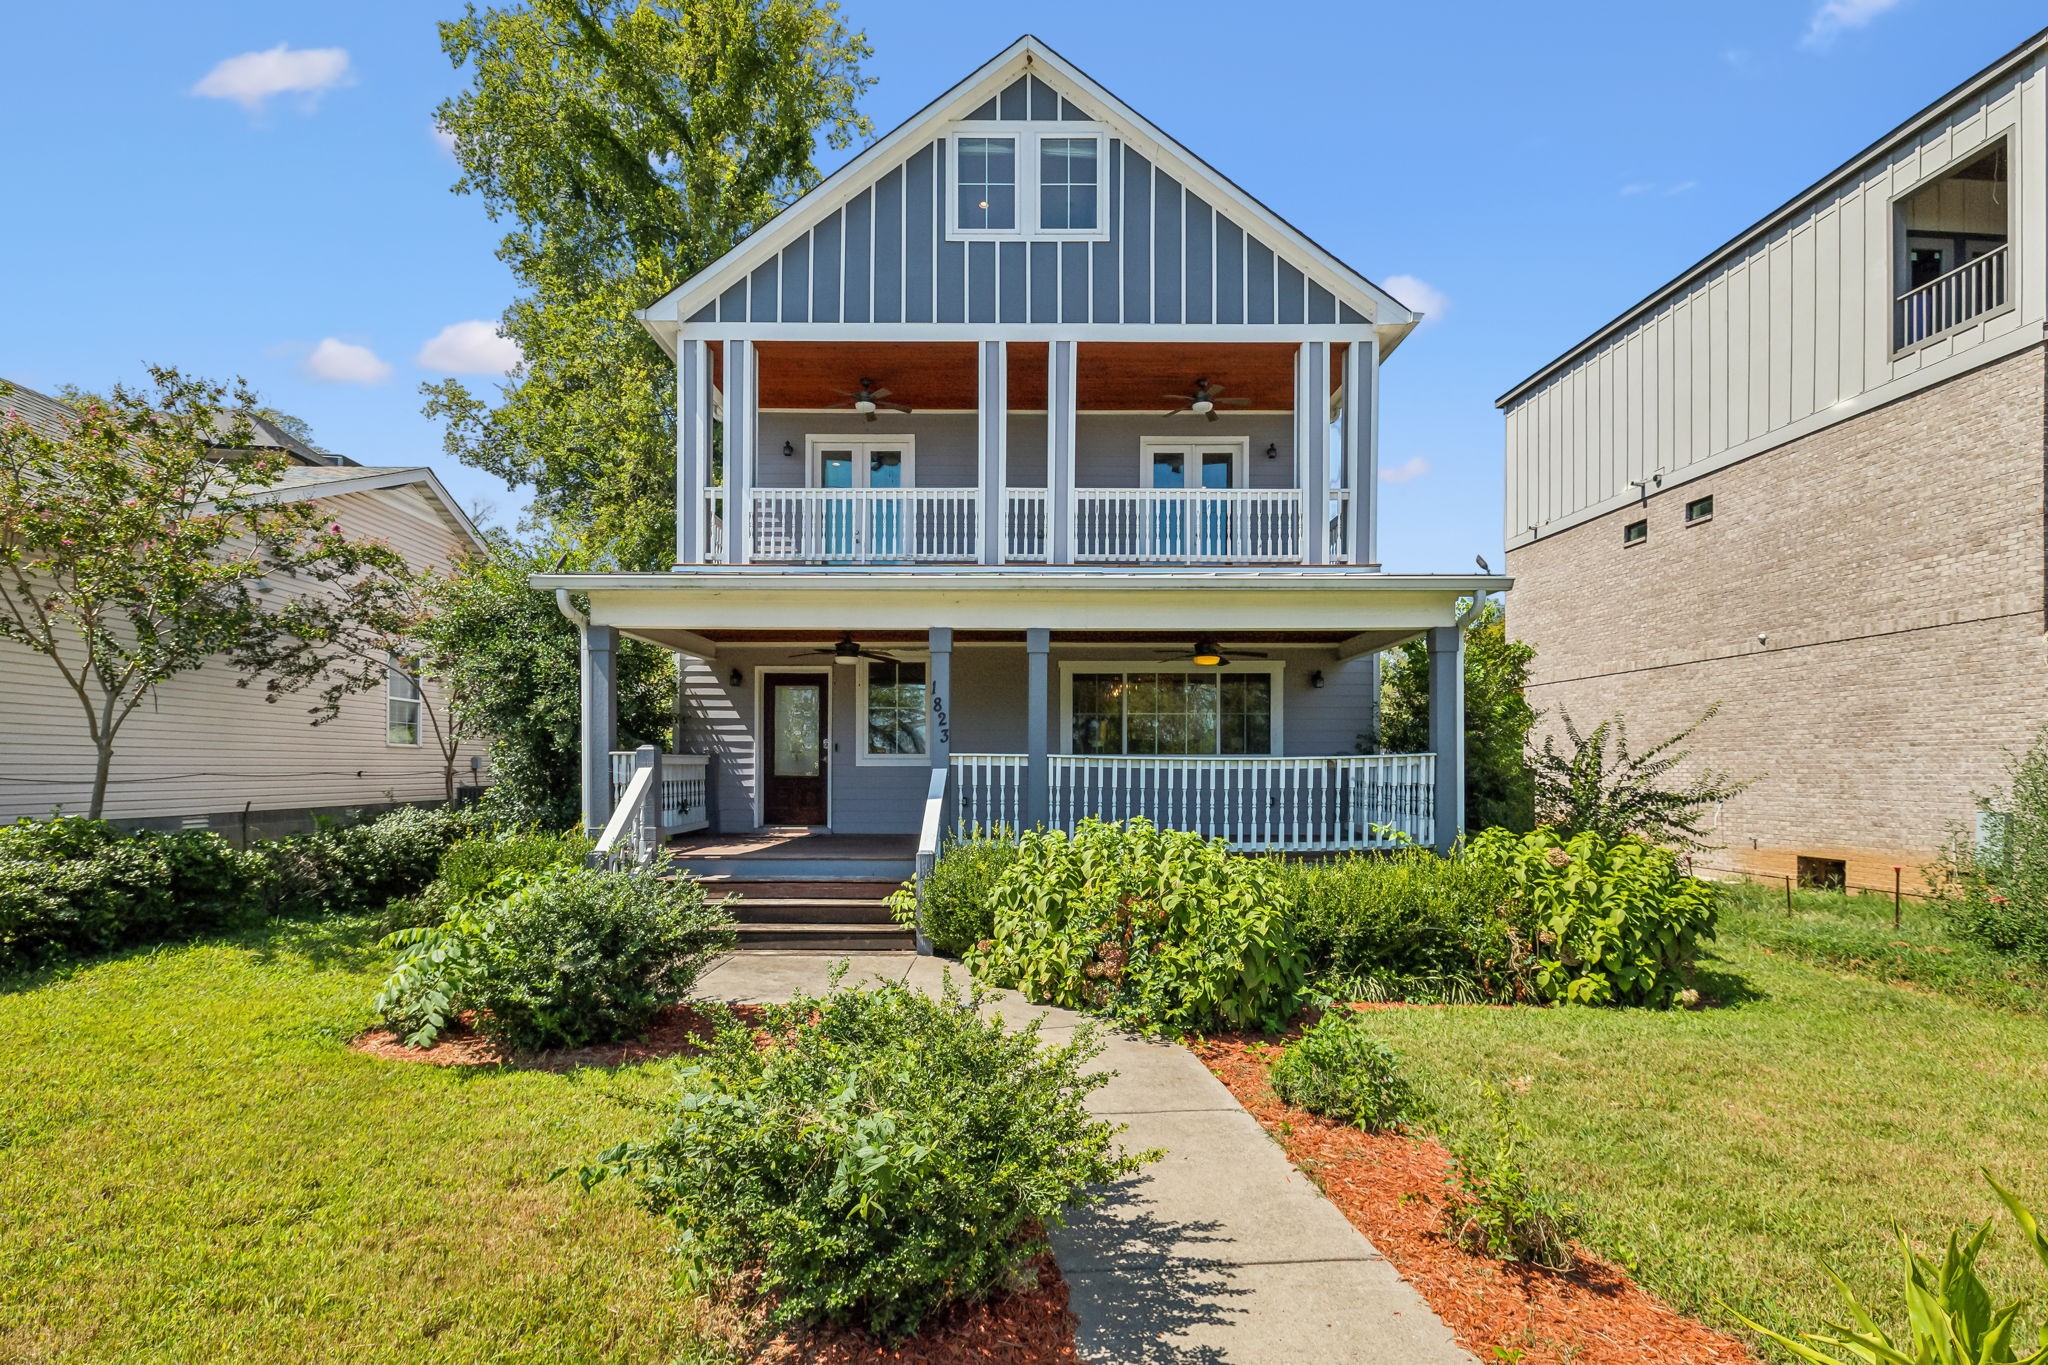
[[1894, 243, 2007, 349], [910, 766, 948, 956], [592, 762, 656, 867]]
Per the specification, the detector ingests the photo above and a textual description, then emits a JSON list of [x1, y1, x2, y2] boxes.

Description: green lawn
[[1363, 889, 2048, 1352], [0, 918, 700, 1364]]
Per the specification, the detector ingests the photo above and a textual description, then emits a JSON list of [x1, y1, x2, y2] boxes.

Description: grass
[[1357, 885, 2048, 1355], [0, 916, 700, 1364]]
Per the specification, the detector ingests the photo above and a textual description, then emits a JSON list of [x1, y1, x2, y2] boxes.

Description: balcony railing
[[609, 750, 711, 836], [1074, 488, 1306, 564], [748, 487, 980, 563], [951, 751, 1435, 852], [1896, 244, 2008, 350]]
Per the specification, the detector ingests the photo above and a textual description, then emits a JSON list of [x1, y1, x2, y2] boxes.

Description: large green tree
[[422, 0, 874, 566], [1377, 598, 1538, 834]]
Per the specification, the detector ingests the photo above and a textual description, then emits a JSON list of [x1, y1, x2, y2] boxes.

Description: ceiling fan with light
[[1157, 636, 1270, 667], [792, 632, 903, 666], [1162, 378, 1250, 422], [825, 378, 914, 422]]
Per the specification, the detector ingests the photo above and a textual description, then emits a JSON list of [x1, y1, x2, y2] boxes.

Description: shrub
[[970, 818, 1307, 1035], [1269, 1010, 1414, 1131], [1531, 704, 1750, 851], [381, 826, 589, 932], [579, 976, 1147, 1343], [885, 827, 1018, 957], [255, 804, 479, 919], [1731, 1173, 2048, 1364], [1279, 849, 1529, 1003], [1444, 1087, 1584, 1271], [1461, 826, 1716, 1007], [1943, 726, 2048, 964]]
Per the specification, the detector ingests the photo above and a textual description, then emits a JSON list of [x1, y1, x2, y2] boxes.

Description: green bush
[[885, 827, 1018, 957], [1944, 726, 2048, 965], [380, 826, 589, 932], [1444, 1087, 1584, 1271], [579, 976, 1147, 1343], [1461, 826, 1716, 1007], [1279, 849, 1528, 1003], [1732, 1173, 2048, 1364], [1269, 1010, 1414, 1131], [970, 818, 1307, 1035], [264, 804, 478, 918], [376, 862, 735, 1052]]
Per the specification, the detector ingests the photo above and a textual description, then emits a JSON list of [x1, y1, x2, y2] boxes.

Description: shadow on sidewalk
[[1052, 1178, 1250, 1364]]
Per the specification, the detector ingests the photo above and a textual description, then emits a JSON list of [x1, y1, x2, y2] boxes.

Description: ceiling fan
[[1163, 378, 1251, 422], [825, 378, 914, 423], [792, 632, 903, 666], [1157, 636, 1270, 667]]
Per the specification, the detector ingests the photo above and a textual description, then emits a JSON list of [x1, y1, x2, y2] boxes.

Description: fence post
[[1892, 865, 1903, 930], [1784, 873, 1793, 915]]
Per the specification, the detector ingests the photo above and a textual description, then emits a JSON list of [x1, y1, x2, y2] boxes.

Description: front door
[[762, 673, 828, 826]]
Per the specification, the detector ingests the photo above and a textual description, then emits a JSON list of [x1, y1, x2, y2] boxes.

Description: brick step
[[727, 898, 898, 926], [693, 877, 904, 901], [734, 922, 917, 951]]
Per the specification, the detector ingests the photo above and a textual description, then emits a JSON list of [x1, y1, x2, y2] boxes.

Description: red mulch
[[754, 1252, 1080, 1364], [349, 1003, 761, 1071], [1192, 1032, 1758, 1365]]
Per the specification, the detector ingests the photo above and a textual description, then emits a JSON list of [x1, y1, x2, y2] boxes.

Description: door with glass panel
[[762, 673, 828, 826], [814, 441, 909, 561], [1142, 445, 1242, 559]]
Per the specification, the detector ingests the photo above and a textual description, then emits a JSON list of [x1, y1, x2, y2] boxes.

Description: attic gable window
[[956, 136, 1016, 231], [1039, 137, 1097, 230], [947, 125, 1110, 242]]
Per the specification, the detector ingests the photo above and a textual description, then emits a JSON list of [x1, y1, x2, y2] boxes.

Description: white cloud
[[1619, 181, 1655, 197], [1379, 455, 1431, 485], [1804, 0, 1905, 47], [303, 338, 392, 386], [416, 321, 523, 376], [1382, 274, 1447, 324], [1665, 180, 1698, 197], [192, 44, 353, 113]]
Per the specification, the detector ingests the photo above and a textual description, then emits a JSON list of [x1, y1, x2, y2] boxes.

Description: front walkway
[[693, 952, 1473, 1365]]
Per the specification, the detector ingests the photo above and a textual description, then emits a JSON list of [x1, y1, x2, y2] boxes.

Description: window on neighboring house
[[1622, 519, 1648, 547], [1039, 136, 1098, 231], [387, 654, 422, 746], [1685, 495, 1714, 524], [860, 658, 928, 763], [1069, 668, 1276, 756], [1894, 138, 2009, 351], [955, 135, 1016, 232]]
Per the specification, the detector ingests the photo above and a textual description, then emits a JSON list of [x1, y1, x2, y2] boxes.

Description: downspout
[[554, 587, 588, 634]]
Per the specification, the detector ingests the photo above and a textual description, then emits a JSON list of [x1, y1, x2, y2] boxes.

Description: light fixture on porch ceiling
[[1166, 636, 1270, 668], [826, 378, 913, 423], [1163, 378, 1250, 422], [793, 632, 902, 666]]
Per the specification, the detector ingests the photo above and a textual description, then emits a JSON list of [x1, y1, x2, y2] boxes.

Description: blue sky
[[3, 0, 2043, 570]]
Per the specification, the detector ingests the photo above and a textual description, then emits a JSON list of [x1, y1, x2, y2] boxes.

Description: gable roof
[[637, 35, 1419, 353]]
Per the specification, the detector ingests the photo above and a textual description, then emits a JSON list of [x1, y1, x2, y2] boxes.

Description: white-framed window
[[1059, 661, 1283, 756], [387, 653, 422, 747], [806, 435, 916, 490], [946, 125, 1111, 242], [1138, 436, 1250, 490], [856, 655, 930, 765]]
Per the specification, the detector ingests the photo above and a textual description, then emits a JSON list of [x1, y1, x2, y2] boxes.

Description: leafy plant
[[382, 825, 589, 931], [374, 911, 490, 1048], [1444, 1087, 1584, 1271], [1278, 848, 1531, 1004], [1531, 704, 1750, 850], [1942, 726, 2048, 965], [1270, 1010, 1415, 1131], [885, 826, 1018, 958], [1731, 1173, 2048, 1364], [1377, 598, 1539, 832], [970, 818, 1308, 1035], [578, 975, 1148, 1344], [1462, 826, 1717, 1007]]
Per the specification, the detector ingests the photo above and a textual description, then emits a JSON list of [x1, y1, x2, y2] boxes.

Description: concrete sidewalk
[[691, 952, 1473, 1365]]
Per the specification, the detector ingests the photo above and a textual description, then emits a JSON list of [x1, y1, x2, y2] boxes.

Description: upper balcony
[[676, 339, 1378, 570]]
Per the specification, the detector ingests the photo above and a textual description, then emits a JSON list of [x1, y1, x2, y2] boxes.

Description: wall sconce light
[[1265, 443, 1278, 460], [728, 667, 743, 688], [1309, 670, 1326, 689], [781, 441, 795, 458]]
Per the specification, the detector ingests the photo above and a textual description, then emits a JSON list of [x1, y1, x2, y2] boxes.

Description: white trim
[[751, 665, 834, 829], [854, 653, 934, 767], [805, 434, 918, 488], [944, 123, 1113, 243], [1056, 658, 1286, 756], [385, 652, 423, 748], [1137, 435, 1251, 489], [244, 466, 487, 553], [678, 322, 1374, 343]]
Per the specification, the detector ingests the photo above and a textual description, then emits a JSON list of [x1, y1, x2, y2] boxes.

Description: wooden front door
[[763, 673, 828, 826]]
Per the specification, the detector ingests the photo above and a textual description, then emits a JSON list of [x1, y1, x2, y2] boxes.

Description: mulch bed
[[349, 1003, 758, 1071], [1193, 1030, 1757, 1365]]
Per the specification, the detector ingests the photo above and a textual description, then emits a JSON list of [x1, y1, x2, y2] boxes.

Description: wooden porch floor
[[666, 829, 918, 861]]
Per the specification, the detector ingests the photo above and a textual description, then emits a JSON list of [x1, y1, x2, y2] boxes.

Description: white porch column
[[1298, 341, 1331, 566], [977, 341, 1007, 564], [1342, 337, 1378, 567], [1025, 627, 1051, 829], [722, 339, 755, 564], [928, 626, 954, 829], [676, 339, 713, 565], [579, 623, 620, 836], [1047, 340, 1077, 564], [1426, 625, 1464, 852]]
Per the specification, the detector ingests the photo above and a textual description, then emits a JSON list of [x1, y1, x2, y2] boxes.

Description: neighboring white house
[[544, 35, 1508, 866], [0, 380, 491, 840]]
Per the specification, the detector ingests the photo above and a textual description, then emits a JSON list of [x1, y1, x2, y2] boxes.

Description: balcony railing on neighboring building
[[950, 751, 1435, 852], [1895, 244, 2008, 351]]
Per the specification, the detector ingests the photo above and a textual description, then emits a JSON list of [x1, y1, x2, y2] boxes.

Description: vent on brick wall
[[1796, 856, 1846, 891]]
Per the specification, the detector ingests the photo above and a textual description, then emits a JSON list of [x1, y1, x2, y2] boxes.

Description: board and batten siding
[[694, 75, 1366, 333], [1503, 56, 2048, 548], [0, 484, 489, 825]]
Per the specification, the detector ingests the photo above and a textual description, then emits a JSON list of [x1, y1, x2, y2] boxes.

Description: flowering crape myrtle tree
[[0, 367, 386, 817]]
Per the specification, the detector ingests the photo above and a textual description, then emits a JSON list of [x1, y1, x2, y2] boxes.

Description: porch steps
[[684, 870, 915, 952]]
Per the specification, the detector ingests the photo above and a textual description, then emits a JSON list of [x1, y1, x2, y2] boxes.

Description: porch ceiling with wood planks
[[625, 627, 1421, 654], [735, 340, 1344, 411]]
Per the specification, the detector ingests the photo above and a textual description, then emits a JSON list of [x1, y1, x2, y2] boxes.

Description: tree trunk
[[89, 740, 115, 820]]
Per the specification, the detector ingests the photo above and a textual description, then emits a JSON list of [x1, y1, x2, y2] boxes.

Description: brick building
[[1498, 30, 2048, 890]]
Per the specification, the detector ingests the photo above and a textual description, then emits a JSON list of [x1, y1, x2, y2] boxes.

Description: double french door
[[814, 441, 910, 560], [1143, 442, 1246, 559]]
